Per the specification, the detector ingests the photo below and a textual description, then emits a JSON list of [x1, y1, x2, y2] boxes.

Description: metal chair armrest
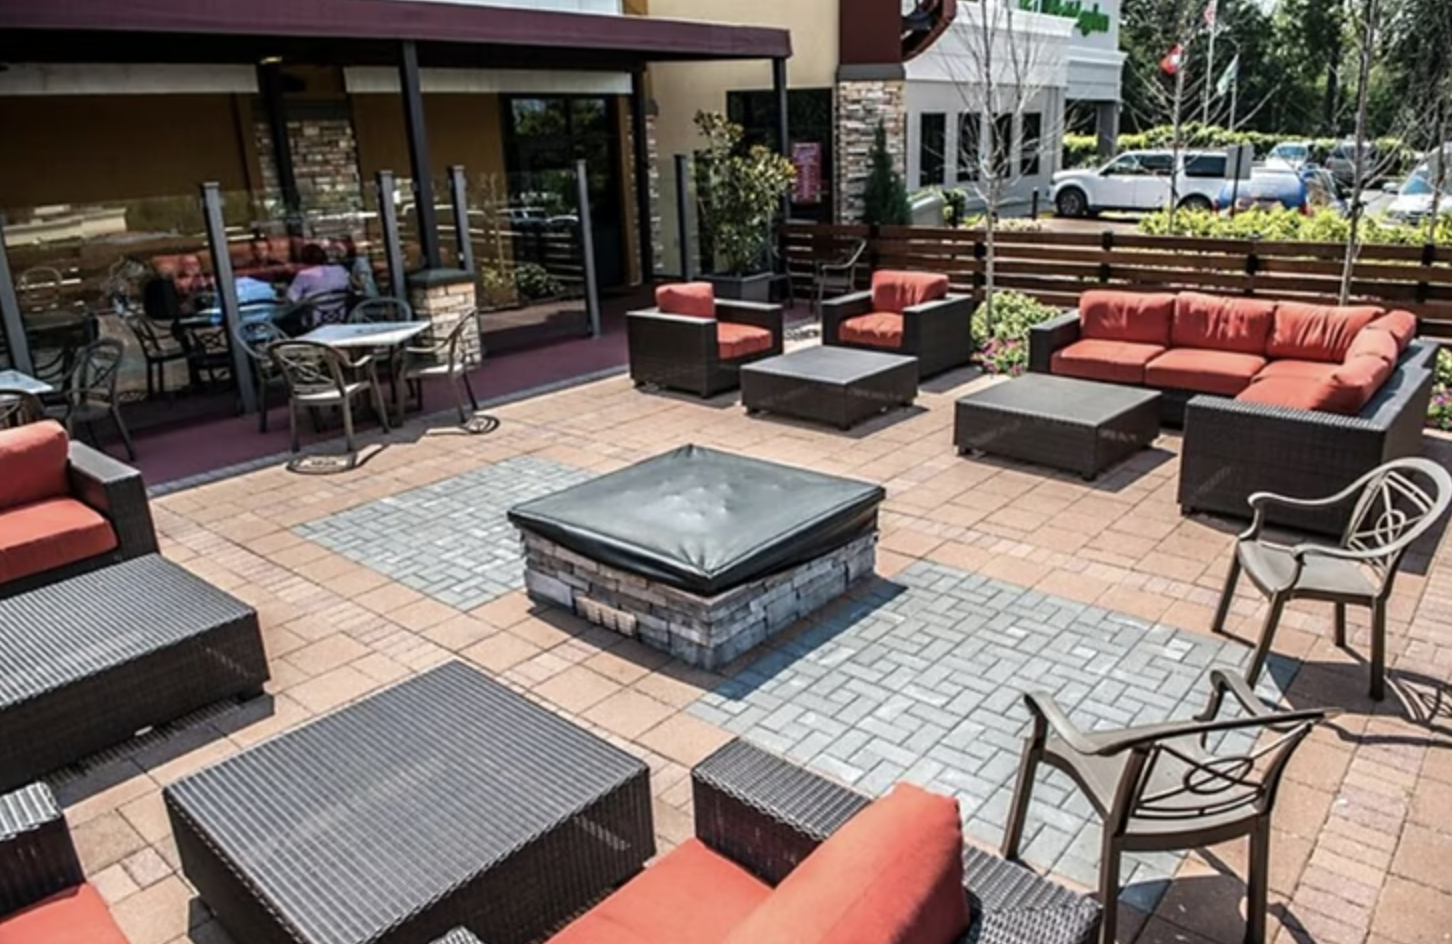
[[1022, 692, 1103, 756]]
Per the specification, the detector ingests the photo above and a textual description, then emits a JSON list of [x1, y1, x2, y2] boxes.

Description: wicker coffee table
[[165, 661, 653, 944], [0, 554, 266, 792], [954, 375, 1161, 480], [741, 346, 918, 430]]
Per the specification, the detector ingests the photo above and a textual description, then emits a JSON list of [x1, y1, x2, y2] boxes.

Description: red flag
[[1160, 44, 1184, 75], [1204, 0, 1218, 28]]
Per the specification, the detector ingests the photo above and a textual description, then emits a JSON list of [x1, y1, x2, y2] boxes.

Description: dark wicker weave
[[0, 782, 84, 918], [165, 661, 654, 944], [692, 739, 1101, 944], [741, 347, 918, 429], [0, 441, 159, 599], [429, 931, 483, 944], [821, 289, 975, 379], [627, 300, 784, 397], [954, 375, 1160, 480], [0, 555, 266, 792]]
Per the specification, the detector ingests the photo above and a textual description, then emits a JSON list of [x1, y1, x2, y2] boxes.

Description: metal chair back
[[299, 290, 351, 327], [16, 266, 65, 311], [121, 310, 175, 359], [269, 340, 352, 400], [235, 321, 289, 363], [0, 389, 43, 428], [65, 339, 124, 409], [348, 296, 413, 324], [1340, 457, 1452, 589]]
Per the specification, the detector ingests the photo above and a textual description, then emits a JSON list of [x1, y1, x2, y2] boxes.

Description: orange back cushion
[[1079, 291, 1175, 346], [1171, 293, 1276, 355], [721, 784, 967, 944], [1328, 353, 1394, 413], [0, 420, 70, 510], [1345, 326, 1399, 366], [871, 271, 949, 314], [0, 884, 129, 944], [1267, 302, 1382, 362], [656, 283, 716, 319], [1364, 310, 1417, 353]]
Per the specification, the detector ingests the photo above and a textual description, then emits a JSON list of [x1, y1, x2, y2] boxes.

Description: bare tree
[[921, 0, 1068, 326]]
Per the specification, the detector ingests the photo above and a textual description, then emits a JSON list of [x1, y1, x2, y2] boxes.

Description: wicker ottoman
[[0, 554, 266, 792], [954, 375, 1161, 480], [741, 347, 918, 430], [166, 662, 654, 944]]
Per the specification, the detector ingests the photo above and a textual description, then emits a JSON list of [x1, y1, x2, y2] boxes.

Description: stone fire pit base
[[521, 532, 877, 670]]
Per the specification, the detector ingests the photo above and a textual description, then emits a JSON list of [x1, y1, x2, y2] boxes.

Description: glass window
[[1020, 113, 1042, 177], [991, 113, 1014, 179], [958, 113, 981, 182], [1184, 154, 1228, 178], [1104, 154, 1143, 176], [726, 88, 835, 222], [1139, 153, 1175, 175], [920, 113, 946, 186]]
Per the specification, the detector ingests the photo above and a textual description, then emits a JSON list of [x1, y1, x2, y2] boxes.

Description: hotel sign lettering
[[1017, 0, 1112, 37]]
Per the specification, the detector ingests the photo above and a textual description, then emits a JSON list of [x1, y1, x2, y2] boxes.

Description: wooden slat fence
[[782, 223, 1452, 339]]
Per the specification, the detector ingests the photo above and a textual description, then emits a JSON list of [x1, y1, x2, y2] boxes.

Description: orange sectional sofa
[[0, 422, 157, 597], [1029, 290, 1437, 532]]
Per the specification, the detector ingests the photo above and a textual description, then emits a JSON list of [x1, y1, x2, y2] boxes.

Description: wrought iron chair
[[1002, 670, 1335, 944], [234, 321, 290, 433], [121, 309, 188, 401], [0, 388, 43, 429], [269, 340, 388, 454], [45, 338, 135, 459], [812, 237, 867, 315], [347, 296, 414, 324], [296, 289, 351, 328], [1211, 457, 1452, 700], [399, 309, 484, 425]]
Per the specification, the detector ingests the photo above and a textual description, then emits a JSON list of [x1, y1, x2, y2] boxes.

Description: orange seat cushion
[[1266, 302, 1382, 362], [0, 420, 70, 511], [1145, 348, 1267, 396], [657, 283, 716, 319], [870, 271, 948, 314], [0, 497, 118, 584], [721, 783, 967, 944], [1365, 310, 1417, 352], [548, 838, 771, 944], [1050, 339, 1166, 385], [0, 884, 128, 944], [1171, 293, 1276, 355], [717, 323, 774, 360], [1253, 360, 1337, 384], [1079, 290, 1176, 346], [1236, 378, 1341, 412], [840, 312, 905, 349]]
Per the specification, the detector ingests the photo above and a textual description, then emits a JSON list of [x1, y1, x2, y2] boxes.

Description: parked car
[[1051, 150, 1233, 217], [1384, 148, 1452, 224], [1214, 167, 1345, 216], [1325, 139, 1387, 189], [1265, 140, 1316, 170]]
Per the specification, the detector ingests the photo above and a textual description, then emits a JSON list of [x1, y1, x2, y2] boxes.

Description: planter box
[[706, 272, 775, 304]]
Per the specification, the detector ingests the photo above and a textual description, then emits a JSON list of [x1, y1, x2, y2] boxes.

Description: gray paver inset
[[295, 457, 592, 610], [688, 560, 1296, 909]]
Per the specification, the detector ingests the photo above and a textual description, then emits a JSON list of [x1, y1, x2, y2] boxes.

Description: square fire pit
[[507, 445, 884, 669]]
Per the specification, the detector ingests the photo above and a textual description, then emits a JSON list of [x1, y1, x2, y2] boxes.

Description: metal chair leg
[[452, 377, 468, 424], [462, 370, 479, 411], [1001, 737, 1040, 861], [342, 399, 356, 453], [112, 407, 136, 461], [288, 398, 300, 453], [1212, 554, 1242, 635], [1334, 602, 1347, 648], [1370, 598, 1387, 701], [1246, 817, 1270, 944], [1097, 834, 1122, 944], [1244, 594, 1287, 687]]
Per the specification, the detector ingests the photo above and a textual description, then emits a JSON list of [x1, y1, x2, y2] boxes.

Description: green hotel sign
[[1017, 0, 1112, 37]]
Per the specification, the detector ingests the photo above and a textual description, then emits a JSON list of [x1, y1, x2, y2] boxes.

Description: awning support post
[[399, 40, 442, 269]]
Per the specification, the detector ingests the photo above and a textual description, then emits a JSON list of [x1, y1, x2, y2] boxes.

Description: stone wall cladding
[[835, 80, 907, 223], [409, 277, 481, 360], [255, 116, 365, 215], [521, 531, 878, 670]]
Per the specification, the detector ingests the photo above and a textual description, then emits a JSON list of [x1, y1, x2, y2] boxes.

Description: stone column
[[407, 268, 480, 360], [835, 78, 907, 224]]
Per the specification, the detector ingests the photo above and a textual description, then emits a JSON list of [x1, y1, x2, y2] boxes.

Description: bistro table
[[299, 321, 430, 422], [0, 369, 55, 396], [0, 369, 54, 426]]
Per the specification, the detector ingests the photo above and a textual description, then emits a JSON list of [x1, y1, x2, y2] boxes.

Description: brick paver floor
[[41, 362, 1452, 944]]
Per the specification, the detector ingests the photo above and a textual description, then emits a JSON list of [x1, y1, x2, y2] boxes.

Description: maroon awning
[[0, 0, 791, 63]]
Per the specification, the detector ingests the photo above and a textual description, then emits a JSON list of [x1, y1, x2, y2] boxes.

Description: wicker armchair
[[821, 270, 974, 379], [0, 783, 88, 923], [627, 283, 784, 398]]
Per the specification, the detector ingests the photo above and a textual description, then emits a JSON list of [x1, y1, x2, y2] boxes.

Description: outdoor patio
[[41, 360, 1452, 944]]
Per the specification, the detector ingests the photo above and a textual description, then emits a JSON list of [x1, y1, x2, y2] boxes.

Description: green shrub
[[973, 291, 1060, 376], [1063, 134, 1099, 169], [862, 122, 911, 226], [1136, 206, 1452, 246], [514, 262, 565, 300], [1431, 350, 1452, 433]]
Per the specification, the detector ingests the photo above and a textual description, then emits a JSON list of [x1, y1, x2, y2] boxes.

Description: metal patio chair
[[234, 320, 290, 433], [45, 338, 135, 459], [269, 340, 388, 454], [347, 296, 413, 325], [812, 237, 867, 315], [1211, 457, 1452, 701], [1002, 670, 1335, 944], [0, 389, 43, 429], [121, 309, 188, 401], [399, 309, 484, 425]]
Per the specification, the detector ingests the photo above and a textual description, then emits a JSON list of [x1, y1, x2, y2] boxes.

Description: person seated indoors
[[285, 243, 349, 303]]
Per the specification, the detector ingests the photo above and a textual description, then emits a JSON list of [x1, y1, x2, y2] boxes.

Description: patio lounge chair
[[821, 269, 975, 378], [1002, 670, 1335, 944], [1211, 457, 1452, 701], [627, 283, 784, 398]]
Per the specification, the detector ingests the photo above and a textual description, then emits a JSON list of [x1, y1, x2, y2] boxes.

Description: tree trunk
[[1324, 5, 1344, 135], [1339, 0, 1377, 305]]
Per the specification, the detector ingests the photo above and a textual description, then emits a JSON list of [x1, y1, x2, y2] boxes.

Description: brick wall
[[255, 116, 365, 216], [835, 79, 906, 223]]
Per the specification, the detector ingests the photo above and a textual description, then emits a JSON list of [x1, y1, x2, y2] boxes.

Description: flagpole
[[1202, 1, 1217, 124], [1229, 61, 1238, 131]]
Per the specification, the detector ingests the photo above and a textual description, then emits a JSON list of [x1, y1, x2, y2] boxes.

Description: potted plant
[[693, 111, 796, 302]]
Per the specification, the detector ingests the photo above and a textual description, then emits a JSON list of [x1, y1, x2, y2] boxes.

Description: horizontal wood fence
[[782, 223, 1452, 339]]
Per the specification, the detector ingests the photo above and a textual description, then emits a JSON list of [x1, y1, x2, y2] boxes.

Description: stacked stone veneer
[[408, 271, 481, 361], [521, 531, 878, 670], [835, 80, 907, 223], [255, 116, 365, 215]]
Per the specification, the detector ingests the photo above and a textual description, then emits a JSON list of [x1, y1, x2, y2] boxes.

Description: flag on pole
[[1161, 44, 1185, 75], [1216, 54, 1239, 97], [1204, 0, 1218, 29]]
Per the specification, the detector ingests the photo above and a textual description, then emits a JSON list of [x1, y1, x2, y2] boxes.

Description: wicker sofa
[[822, 270, 975, 379], [0, 782, 127, 943], [0, 421, 157, 597], [627, 283, 785, 397], [1029, 290, 1436, 531]]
